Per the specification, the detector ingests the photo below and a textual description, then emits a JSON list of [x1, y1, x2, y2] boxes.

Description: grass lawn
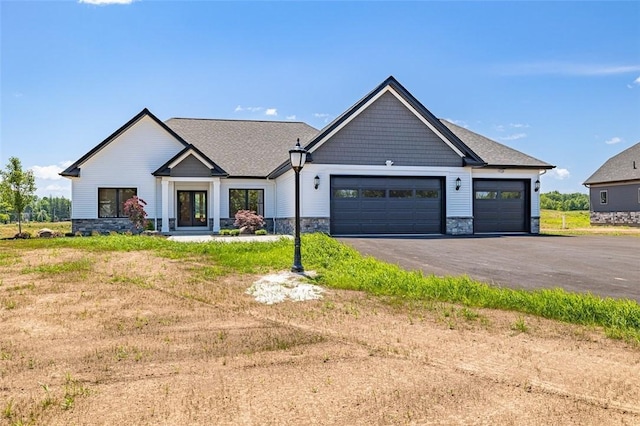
[[0, 221, 71, 239], [2, 233, 639, 424], [541, 209, 640, 235]]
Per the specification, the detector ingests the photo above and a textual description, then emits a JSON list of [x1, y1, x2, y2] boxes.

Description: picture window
[[98, 188, 137, 218]]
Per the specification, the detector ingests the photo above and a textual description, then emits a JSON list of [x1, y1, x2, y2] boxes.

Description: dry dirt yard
[[1, 248, 639, 425]]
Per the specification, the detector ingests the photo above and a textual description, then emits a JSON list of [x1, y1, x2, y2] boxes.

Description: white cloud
[[444, 118, 469, 128], [31, 161, 73, 180], [235, 105, 263, 113], [510, 123, 530, 129], [265, 108, 278, 116], [627, 76, 640, 89], [605, 137, 622, 145], [499, 133, 527, 141], [547, 168, 570, 180], [79, 0, 134, 4], [502, 61, 640, 76], [314, 113, 331, 123], [285, 115, 296, 120]]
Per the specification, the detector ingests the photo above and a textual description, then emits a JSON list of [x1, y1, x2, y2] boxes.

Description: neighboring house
[[583, 142, 640, 226], [61, 76, 554, 235]]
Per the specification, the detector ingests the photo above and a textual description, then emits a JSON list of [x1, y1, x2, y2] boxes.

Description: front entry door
[[177, 191, 207, 227]]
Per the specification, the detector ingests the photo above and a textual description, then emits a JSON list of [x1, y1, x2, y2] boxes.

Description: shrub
[[255, 229, 268, 235], [219, 229, 232, 236], [123, 196, 148, 231], [229, 229, 241, 236], [233, 210, 265, 233]]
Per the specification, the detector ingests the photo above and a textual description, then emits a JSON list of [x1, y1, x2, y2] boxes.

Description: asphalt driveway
[[337, 235, 640, 302]]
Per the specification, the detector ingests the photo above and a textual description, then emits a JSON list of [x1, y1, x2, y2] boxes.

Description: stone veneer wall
[[590, 211, 640, 227], [530, 216, 540, 234], [446, 217, 473, 235], [275, 218, 330, 235], [72, 218, 139, 235]]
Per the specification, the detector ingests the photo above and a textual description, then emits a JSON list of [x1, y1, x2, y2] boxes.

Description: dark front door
[[177, 191, 207, 227]]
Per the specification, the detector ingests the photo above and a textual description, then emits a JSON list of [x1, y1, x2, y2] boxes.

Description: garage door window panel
[[389, 189, 413, 198], [476, 191, 497, 200], [362, 189, 386, 198], [416, 190, 439, 199], [334, 189, 359, 198]]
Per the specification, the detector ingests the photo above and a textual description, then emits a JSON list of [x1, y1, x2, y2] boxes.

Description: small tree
[[123, 196, 148, 232], [0, 157, 36, 235], [234, 210, 265, 234]]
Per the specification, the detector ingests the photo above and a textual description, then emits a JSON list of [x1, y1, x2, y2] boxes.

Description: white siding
[[471, 169, 542, 216], [71, 116, 185, 219], [275, 171, 295, 218]]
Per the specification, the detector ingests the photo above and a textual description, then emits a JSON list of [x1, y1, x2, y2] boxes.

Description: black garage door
[[330, 176, 443, 235], [473, 179, 529, 233]]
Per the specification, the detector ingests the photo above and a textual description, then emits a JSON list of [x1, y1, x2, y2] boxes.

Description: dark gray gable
[[311, 91, 463, 167], [171, 154, 213, 177]]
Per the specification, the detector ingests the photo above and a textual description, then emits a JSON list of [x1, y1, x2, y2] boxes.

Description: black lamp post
[[289, 138, 308, 273]]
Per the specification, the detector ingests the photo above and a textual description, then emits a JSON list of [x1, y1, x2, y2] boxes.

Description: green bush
[[255, 229, 268, 235]]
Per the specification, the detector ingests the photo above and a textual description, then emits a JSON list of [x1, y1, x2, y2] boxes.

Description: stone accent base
[[590, 211, 640, 227], [72, 218, 142, 235], [446, 217, 473, 235], [275, 217, 330, 235], [530, 216, 540, 234]]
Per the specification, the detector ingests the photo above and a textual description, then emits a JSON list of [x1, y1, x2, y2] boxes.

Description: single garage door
[[330, 176, 443, 235], [473, 179, 529, 233]]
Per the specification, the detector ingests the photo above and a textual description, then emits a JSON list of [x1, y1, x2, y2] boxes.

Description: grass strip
[[302, 234, 640, 343], [4, 233, 639, 342]]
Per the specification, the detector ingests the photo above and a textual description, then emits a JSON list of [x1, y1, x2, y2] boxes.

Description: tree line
[[0, 157, 71, 231], [540, 191, 589, 211]]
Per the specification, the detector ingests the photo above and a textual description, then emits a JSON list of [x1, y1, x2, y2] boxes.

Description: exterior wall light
[[455, 177, 462, 191], [314, 175, 320, 190], [535, 179, 540, 192], [289, 138, 308, 273]]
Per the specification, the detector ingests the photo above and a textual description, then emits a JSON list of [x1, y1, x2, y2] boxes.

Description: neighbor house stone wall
[[275, 217, 330, 235], [590, 211, 640, 227], [446, 217, 473, 235]]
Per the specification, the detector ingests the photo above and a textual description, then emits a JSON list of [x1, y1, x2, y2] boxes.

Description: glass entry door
[[177, 191, 207, 227]]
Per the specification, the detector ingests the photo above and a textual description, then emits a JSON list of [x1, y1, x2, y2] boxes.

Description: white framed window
[[599, 190, 608, 205]]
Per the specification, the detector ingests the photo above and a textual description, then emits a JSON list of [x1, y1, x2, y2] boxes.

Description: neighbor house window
[[229, 189, 264, 216], [638, 188, 640, 204], [600, 190, 608, 205], [98, 188, 137, 218]]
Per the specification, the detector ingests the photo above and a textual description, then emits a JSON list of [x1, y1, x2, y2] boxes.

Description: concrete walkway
[[168, 234, 292, 243]]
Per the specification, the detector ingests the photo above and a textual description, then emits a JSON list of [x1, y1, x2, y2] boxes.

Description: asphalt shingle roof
[[164, 118, 319, 177], [440, 120, 554, 169], [583, 142, 640, 185]]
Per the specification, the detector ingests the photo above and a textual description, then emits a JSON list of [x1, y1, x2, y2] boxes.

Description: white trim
[[306, 85, 465, 158], [168, 149, 216, 170]]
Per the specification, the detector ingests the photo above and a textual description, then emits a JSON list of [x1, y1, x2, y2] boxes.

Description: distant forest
[[0, 196, 71, 223], [540, 191, 589, 211]]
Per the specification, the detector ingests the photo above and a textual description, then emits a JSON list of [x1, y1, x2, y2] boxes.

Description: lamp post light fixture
[[534, 179, 541, 192], [455, 177, 462, 191], [289, 138, 308, 273]]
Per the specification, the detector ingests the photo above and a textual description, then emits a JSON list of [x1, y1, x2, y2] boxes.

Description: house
[[583, 142, 640, 226], [61, 76, 554, 235]]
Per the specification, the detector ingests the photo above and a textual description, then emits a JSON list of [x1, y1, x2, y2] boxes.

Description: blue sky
[[2, 0, 639, 198]]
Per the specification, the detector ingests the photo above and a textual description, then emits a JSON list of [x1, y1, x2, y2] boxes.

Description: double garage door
[[330, 176, 530, 235], [330, 176, 443, 235]]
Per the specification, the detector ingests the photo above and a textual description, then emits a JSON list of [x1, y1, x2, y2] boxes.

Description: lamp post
[[289, 138, 308, 273]]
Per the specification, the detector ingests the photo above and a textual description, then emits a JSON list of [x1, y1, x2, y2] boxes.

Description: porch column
[[212, 178, 221, 232], [161, 178, 169, 233]]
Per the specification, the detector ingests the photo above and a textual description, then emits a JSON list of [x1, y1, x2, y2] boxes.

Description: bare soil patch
[[1, 248, 639, 425]]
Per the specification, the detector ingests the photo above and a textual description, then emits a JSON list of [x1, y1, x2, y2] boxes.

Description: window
[[638, 188, 640, 204], [600, 190, 608, 205], [389, 189, 413, 198], [501, 191, 522, 199], [475, 191, 497, 200], [416, 190, 439, 199], [333, 189, 358, 198], [98, 188, 136, 218], [362, 189, 385, 198], [229, 189, 264, 216]]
